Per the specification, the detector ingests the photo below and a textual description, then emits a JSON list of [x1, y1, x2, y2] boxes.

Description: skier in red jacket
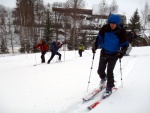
[[34, 39, 49, 63]]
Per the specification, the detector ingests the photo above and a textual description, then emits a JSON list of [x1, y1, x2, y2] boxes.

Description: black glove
[[117, 51, 125, 58], [92, 47, 96, 53]]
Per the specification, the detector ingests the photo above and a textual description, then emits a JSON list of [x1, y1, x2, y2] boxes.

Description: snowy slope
[[0, 47, 150, 113]]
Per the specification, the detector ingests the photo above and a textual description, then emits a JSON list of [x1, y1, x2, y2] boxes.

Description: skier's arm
[[92, 34, 102, 53], [35, 44, 40, 49]]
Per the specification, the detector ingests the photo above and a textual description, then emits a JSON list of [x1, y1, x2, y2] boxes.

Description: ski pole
[[63, 43, 67, 61], [119, 58, 123, 88], [87, 53, 95, 92], [34, 52, 37, 66]]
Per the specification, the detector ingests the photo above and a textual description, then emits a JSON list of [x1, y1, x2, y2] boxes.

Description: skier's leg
[[41, 52, 46, 63], [97, 50, 107, 79], [56, 52, 61, 60], [106, 57, 118, 88], [78, 50, 82, 57], [97, 56, 107, 79], [80, 50, 82, 57], [47, 52, 55, 63]]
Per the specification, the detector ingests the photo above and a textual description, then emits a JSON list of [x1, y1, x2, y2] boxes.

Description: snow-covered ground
[[0, 46, 150, 113]]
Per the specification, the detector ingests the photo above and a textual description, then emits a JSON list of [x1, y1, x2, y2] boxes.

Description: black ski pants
[[41, 51, 46, 63], [97, 50, 118, 88], [78, 50, 83, 57], [48, 51, 61, 63]]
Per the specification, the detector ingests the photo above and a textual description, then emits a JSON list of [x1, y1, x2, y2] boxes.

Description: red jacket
[[35, 43, 48, 52]]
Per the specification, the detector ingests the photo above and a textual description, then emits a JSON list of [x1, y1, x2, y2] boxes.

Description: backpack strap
[[99, 24, 109, 44]]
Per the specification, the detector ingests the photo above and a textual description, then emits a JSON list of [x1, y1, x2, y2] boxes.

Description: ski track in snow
[[114, 55, 138, 87]]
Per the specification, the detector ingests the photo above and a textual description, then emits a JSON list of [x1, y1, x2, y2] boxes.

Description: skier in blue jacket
[[92, 14, 129, 97], [47, 41, 63, 64]]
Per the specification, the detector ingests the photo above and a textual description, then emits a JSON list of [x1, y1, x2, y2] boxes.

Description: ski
[[87, 87, 117, 110], [83, 86, 106, 102]]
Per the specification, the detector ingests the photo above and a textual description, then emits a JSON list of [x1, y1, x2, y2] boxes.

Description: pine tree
[[0, 38, 9, 53], [128, 9, 141, 31], [43, 9, 54, 43], [128, 9, 141, 46]]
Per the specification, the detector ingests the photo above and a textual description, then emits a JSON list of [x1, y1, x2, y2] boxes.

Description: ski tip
[[87, 106, 92, 110], [87, 101, 100, 110], [102, 96, 106, 99], [82, 98, 89, 102]]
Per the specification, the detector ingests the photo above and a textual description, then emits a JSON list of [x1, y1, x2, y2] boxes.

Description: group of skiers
[[34, 14, 137, 98], [34, 40, 65, 64], [34, 39, 86, 64]]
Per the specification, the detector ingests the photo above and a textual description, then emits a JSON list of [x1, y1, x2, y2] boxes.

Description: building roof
[[52, 8, 92, 15], [52, 7, 108, 19]]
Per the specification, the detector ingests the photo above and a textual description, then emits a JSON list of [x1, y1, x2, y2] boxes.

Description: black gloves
[[117, 51, 125, 58], [117, 45, 128, 58], [91, 37, 98, 54]]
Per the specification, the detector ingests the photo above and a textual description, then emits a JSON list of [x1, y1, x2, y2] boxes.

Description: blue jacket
[[50, 41, 61, 53], [96, 14, 129, 54]]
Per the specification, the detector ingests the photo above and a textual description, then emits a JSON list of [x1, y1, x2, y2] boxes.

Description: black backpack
[[126, 31, 135, 43]]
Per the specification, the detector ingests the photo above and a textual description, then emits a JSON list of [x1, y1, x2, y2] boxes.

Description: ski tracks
[[114, 55, 138, 87]]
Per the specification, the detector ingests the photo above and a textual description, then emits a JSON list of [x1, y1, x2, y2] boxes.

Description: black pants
[[48, 51, 61, 63], [41, 51, 46, 63], [97, 50, 118, 88], [78, 50, 83, 57]]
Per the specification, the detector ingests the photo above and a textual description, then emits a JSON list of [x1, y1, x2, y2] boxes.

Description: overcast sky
[[0, 0, 149, 20]]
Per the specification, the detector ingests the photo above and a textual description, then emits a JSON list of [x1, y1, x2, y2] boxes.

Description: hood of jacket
[[108, 14, 121, 28]]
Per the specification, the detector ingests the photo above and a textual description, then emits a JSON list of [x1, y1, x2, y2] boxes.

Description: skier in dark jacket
[[92, 14, 129, 97], [47, 41, 64, 64], [34, 39, 49, 63]]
